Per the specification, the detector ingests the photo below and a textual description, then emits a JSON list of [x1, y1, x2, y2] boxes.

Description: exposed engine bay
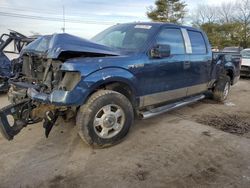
[[4, 55, 80, 140], [10, 56, 64, 102]]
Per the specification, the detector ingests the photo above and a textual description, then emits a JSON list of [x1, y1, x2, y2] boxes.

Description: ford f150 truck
[[0, 23, 241, 147]]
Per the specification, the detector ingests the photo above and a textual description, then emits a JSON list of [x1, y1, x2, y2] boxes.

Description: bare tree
[[192, 4, 218, 26], [191, 0, 250, 48], [235, 0, 250, 24], [218, 2, 235, 23], [235, 0, 250, 47]]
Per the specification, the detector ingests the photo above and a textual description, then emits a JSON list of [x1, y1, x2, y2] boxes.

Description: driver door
[[139, 27, 189, 107]]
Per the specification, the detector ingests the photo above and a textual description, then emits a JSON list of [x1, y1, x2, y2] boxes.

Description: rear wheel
[[76, 90, 134, 148], [212, 75, 231, 102]]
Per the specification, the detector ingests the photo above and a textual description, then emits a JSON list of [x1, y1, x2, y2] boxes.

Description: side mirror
[[150, 44, 171, 58]]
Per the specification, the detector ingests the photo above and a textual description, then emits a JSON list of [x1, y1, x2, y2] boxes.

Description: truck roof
[[121, 22, 202, 32]]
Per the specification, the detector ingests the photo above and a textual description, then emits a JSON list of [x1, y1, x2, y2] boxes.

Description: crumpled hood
[[21, 33, 120, 59]]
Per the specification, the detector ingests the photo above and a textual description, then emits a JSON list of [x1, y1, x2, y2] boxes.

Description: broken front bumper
[[0, 100, 36, 140], [0, 79, 89, 140], [27, 86, 89, 106], [8, 78, 89, 106], [0, 98, 59, 140]]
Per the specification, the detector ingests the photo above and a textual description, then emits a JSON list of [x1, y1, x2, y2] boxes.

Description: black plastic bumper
[[0, 100, 33, 140]]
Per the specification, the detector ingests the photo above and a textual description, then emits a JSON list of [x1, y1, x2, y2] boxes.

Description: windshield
[[241, 50, 250, 59], [24, 35, 52, 53], [91, 24, 155, 52]]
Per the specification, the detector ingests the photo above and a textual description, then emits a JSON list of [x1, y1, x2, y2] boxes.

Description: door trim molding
[[181, 28, 192, 54], [139, 83, 208, 108]]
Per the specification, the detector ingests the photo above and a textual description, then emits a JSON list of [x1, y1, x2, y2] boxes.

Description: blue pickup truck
[[0, 23, 241, 147]]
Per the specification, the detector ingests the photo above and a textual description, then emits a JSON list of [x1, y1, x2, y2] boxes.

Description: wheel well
[[93, 82, 136, 106], [226, 69, 234, 84]]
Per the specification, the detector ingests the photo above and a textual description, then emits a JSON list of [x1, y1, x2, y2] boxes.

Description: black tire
[[76, 90, 134, 148], [213, 75, 231, 102]]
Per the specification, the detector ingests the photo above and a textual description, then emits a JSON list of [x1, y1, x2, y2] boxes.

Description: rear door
[[185, 29, 212, 96]]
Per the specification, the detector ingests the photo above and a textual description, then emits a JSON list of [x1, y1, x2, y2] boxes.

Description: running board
[[139, 94, 205, 119]]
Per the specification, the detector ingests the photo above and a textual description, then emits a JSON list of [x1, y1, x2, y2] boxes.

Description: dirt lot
[[0, 79, 250, 188]]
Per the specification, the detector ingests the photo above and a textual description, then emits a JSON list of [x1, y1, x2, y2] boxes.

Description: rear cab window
[[187, 30, 207, 54]]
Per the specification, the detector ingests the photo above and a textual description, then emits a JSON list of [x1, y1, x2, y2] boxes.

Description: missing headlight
[[59, 71, 81, 91]]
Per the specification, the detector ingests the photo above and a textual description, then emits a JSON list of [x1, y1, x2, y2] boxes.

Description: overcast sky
[[0, 0, 231, 39]]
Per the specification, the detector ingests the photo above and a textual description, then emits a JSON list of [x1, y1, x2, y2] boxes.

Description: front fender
[[69, 67, 137, 104], [84, 67, 138, 94]]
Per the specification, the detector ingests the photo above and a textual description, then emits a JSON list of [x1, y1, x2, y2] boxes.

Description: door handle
[[184, 61, 191, 69]]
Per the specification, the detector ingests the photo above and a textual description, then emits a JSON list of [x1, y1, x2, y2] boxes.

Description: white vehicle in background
[[240, 49, 250, 77]]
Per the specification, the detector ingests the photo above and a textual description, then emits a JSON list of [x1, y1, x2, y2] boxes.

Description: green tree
[[147, 0, 187, 24], [200, 22, 243, 49]]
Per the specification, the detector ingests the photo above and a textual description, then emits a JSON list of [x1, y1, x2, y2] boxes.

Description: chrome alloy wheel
[[93, 104, 125, 139]]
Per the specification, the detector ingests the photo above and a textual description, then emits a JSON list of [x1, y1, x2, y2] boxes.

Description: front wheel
[[212, 75, 231, 102], [76, 90, 134, 148]]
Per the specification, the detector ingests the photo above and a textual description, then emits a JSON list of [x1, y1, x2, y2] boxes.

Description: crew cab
[[0, 23, 241, 147]]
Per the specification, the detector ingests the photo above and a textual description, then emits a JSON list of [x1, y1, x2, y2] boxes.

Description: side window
[[188, 31, 207, 54], [156, 28, 185, 55]]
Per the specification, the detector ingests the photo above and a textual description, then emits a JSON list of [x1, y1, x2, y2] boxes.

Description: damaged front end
[[0, 33, 119, 140], [0, 98, 66, 140]]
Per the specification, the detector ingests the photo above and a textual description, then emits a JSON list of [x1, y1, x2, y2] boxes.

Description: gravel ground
[[0, 79, 250, 188]]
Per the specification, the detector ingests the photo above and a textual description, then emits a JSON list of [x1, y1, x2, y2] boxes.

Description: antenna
[[62, 5, 65, 33]]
